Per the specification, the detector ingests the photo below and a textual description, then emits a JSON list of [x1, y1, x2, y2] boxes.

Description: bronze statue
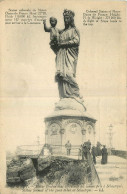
[[44, 9, 85, 109]]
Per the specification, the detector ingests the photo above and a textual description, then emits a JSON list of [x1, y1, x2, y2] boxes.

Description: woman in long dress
[[101, 145, 108, 164]]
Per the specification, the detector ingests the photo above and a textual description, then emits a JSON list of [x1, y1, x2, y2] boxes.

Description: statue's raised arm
[[43, 17, 60, 54]]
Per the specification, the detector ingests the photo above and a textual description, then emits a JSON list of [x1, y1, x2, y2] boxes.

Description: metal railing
[[16, 144, 81, 157], [111, 149, 127, 159], [16, 144, 44, 157], [51, 145, 80, 156]]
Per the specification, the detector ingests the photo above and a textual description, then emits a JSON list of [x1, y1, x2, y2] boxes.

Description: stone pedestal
[[44, 98, 96, 154]]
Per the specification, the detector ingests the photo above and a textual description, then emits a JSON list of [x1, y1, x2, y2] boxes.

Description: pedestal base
[[44, 98, 96, 155]]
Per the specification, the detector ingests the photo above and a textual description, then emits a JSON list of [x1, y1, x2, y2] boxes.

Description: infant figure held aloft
[[43, 17, 60, 53]]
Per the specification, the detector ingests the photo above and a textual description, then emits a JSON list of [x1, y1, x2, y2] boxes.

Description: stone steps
[[95, 156, 127, 188]]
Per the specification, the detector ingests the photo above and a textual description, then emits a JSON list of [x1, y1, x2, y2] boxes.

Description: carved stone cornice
[[62, 119, 83, 129]]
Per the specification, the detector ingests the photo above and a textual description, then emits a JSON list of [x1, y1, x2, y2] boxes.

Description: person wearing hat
[[92, 146, 97, 164], [101, 145, 108, 164]]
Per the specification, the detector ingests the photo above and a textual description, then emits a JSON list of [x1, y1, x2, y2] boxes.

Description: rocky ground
[[37, 156, 91, 187], [6, 155, 96, 189]]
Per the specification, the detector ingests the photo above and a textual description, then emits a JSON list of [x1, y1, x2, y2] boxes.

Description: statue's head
[[50, 17, 57, 27], [63, 9, 75, 28]]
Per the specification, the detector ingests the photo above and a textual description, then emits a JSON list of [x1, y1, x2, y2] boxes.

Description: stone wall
[[111, 149, 127, 159]]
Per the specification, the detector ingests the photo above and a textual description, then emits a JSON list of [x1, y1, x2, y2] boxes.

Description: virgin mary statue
[[53, 9, 85, 109]]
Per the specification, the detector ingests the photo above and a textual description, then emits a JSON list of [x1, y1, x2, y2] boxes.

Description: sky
[[0, 0, 126, 152]]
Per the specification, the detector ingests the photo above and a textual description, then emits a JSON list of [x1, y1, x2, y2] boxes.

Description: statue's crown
[[63, 9, 75, 17]]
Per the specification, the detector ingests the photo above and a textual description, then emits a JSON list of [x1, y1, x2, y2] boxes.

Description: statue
[[44, 11, 97, 161], [43, 9, 86, 111], [43, 17, 60, 54]]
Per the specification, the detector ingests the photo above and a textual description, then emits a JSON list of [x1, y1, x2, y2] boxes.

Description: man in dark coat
[[86, 140, 91, 151], [101, 145, 108, 164], [92, 146, 97, 164], [82, 143, 88, 160], [82, 140, 91, 160]]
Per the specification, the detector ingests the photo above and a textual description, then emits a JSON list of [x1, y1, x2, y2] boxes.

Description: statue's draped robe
[[55, 27, 81, 99]]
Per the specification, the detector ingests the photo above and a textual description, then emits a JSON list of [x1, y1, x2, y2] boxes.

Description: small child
[[43, 17, 60, 53]]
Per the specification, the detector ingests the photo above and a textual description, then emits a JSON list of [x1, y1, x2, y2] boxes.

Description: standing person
[[65, 141, 71, 156], [92, 146, 97, 164], [82, 142, 89, 160], [86, 140, 91, 151], [101, 145, 108, 164], [96, 142, 102, 156], [78, 144, 82, 160]]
